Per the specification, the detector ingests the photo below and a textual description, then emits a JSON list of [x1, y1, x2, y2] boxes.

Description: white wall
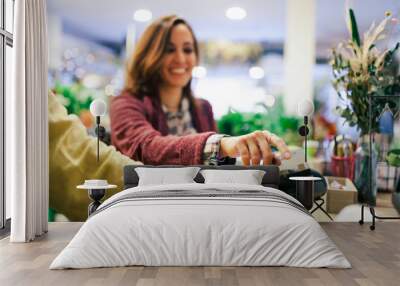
[[47, 13, 62, 70]]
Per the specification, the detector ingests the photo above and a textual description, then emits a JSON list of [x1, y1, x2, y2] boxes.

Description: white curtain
[[9, 0, 49, 242]]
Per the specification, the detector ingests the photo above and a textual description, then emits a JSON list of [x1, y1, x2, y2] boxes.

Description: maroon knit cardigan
[[110, 92, 217, 165]]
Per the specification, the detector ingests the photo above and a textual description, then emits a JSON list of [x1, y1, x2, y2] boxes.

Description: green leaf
[[349, 9, 361, 47]]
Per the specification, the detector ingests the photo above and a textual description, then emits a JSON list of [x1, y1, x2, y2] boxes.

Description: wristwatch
[[209, 135, 236, 166]]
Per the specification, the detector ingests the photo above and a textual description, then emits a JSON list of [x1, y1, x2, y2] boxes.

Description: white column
[[125, 23, 136, 60], [283, 0, 316, 115], [47, 13, 62, 71]]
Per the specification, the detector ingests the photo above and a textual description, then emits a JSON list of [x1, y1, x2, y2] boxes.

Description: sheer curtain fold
[[10, 0, 49, 242]]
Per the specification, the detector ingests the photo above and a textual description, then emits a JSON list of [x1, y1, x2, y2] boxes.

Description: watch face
[[217, 157, 237, 165]]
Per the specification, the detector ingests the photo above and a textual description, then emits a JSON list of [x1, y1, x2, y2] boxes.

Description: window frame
[[0, 0, 14, 234]]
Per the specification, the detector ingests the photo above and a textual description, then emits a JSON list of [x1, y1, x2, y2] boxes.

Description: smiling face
[[160, 23, 198, 90]]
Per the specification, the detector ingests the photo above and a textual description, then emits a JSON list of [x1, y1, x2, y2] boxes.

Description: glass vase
[[354, 135, 378, 206]]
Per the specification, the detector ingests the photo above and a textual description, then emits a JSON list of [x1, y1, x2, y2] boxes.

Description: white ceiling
[[47, 0, 400, 47]]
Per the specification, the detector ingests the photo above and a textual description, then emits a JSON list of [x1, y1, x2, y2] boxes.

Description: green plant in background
[[331, 9, 400, 135], [217, 96, 301, 146], [386, 149, 400, 167], [53, 82, 94, 115]]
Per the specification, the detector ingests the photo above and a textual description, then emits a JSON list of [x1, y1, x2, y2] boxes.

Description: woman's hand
[[220, 131, 291, 166]]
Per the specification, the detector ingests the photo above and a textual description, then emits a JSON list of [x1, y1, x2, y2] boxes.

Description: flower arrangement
[[331, 9, 400, 135]]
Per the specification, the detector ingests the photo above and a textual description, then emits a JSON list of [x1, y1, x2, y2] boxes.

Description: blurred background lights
[[192, 66, 207, 79], [133, 9, 153, 22], [104, 84, 115, 96], [225, 7, 247, 20], [249, 66, 265, 79]]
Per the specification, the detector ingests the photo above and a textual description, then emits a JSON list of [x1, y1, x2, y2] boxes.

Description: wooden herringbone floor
[[0, 222, 399, 286]]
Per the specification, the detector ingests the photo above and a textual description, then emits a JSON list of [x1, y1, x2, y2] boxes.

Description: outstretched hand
[[220, 131, 291, 166]]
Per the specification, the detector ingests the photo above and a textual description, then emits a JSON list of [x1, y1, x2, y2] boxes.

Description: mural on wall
[[46, 2, 400, 222]]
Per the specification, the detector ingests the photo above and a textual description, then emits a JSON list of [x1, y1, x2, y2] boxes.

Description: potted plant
[[330, 9, 400, 205], [217, 96, 301, 146]]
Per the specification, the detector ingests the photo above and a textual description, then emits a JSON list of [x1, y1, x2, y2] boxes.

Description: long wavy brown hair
[[124, 15, 199, 102]]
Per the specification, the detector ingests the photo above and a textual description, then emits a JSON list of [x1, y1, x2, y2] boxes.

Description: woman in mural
[[110, 15, 291, 166]]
